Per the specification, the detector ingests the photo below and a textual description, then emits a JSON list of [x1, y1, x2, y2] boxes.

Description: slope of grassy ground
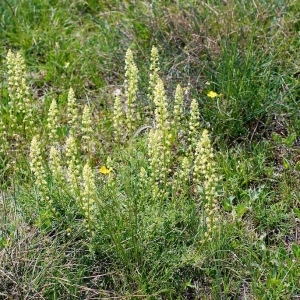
[[0, 0, 300, 299]]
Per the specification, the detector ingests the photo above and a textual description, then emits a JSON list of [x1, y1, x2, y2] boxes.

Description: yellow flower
[[99, 165, 112, 174], [207, 91, 221, 98]]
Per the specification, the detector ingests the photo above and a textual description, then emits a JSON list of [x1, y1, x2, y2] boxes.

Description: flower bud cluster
[[193, 129, 219, 241], [124, 48, 139, 134]]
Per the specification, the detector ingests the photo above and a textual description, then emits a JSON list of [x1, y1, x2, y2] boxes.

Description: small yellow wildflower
[[99, 165, 112, 175], [207, 91, 221, 98]]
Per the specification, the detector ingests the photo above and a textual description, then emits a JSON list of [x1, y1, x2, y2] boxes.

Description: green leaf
[[292, 244, 300, 258], [282, 157, 290, 170], [223, 196, 234, 212], [267, 277, 281, 288], [271, 133, 282, 143], [283, 133, 296, 148], [235, 203, 248, 218], [278, 247, 287, 258], [293, 208, 300, 219], [197, 185, 204, 194], [0, 233, 8, 250], [295, 161, 300, 172]]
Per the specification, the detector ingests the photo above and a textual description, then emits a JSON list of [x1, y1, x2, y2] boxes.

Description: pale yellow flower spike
[[81, 162, 96, 234], [147, 77, 172, 199], [47, 99, 59, 144], [173, 84, 184, 128], [148, 46, 160, 106], [30, 135, 48, 202], [6, 50, 33, 135], [49, 146, 63, 182], [30, 135, 46, 189], [67, 87, 78, 134], [193, 129, 219, 242], [113, 94, 124, 142], [124, 48, 139, 135]]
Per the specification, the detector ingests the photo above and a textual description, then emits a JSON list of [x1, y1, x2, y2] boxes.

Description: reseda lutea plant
[[1, 47, 224, 298], [5, 47, 222, 250]]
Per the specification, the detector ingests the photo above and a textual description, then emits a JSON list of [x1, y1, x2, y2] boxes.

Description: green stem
[[3, 0, 16, 18]]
